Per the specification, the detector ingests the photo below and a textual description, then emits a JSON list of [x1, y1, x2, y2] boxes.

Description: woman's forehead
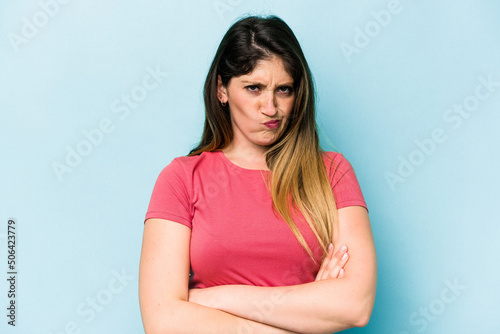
[[234, 57, 293, 84]]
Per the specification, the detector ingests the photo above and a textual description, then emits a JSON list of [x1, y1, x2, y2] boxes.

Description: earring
[[218, 95, 226, 107]]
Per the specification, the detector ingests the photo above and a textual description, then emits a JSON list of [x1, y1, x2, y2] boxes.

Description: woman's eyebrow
[[240, 80, 294, 86], [240, 80, 262, 84]]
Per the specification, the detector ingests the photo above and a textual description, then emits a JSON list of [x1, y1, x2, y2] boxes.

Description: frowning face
[[218, 56, 295, 152]]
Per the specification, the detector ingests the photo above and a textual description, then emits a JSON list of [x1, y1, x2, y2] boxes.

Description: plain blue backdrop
[[1, 0, 499, 333]]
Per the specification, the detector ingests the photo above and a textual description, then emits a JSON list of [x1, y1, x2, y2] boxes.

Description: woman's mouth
[[264, 120, 280, 129]]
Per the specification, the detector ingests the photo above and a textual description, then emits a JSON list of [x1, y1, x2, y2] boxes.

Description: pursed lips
[[263, 120, 280, 129]]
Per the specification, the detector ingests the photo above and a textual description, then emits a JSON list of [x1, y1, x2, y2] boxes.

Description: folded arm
[[188, 206, 377, 334], [139, 218, 301, 334]]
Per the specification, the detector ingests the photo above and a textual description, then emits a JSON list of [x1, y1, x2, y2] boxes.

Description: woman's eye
[[245, 85, 293, 94], [278, 86, 293, 94], [246, 85, 260, 92]]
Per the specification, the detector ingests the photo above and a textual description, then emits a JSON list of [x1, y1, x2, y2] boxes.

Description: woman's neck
[[222, 144, 270, 171]]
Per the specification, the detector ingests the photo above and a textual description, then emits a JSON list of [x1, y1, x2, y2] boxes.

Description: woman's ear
[[217, 75, 228, 104]]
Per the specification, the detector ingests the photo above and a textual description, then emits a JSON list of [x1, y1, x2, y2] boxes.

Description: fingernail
[[342, 252, 348, 261], [341, 245, 347, 252], [328, 243, 333, 251], [339, 268, 344, 278]]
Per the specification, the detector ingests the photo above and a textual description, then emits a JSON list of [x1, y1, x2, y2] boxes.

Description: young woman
[[139, 15, 377, 334]]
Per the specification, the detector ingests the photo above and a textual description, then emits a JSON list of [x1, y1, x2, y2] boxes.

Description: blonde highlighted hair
[[189, 15, 338, 259]]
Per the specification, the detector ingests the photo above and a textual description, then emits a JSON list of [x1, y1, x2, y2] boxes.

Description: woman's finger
[[315, 243, 334, 281], [319, 245, 349, 280]]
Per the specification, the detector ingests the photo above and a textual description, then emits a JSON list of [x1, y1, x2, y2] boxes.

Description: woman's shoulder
[[322, 151, 344, 161], [321, 151, 356, 179], [153, 152, 221, 188], [321, 151, 367, 210], [321, 151, 351, 167], [162, 151, 221, 173], [174, 150, 219, 163]]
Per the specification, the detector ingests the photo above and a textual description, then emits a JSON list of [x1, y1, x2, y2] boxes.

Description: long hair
[[189, 15, 338, 260]]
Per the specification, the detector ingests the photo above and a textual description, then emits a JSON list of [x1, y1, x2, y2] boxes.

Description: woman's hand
[[315, 244, 349, 281], [182, 208, 374, 333], [189, 244, 350, 309]]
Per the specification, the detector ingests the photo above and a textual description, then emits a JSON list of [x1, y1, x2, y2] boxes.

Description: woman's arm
[[188, 206, 377, 334], [139, 218, 302, 334]]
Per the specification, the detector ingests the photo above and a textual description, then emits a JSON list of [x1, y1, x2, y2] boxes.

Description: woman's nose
[[260, 92, 277, 116]]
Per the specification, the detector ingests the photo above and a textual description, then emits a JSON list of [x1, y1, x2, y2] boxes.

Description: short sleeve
[[144, 159, 193, 228], [325, 152, 368, 211]]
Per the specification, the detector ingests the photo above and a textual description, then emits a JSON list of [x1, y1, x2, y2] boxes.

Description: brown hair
[[189, 15, 338, 259]]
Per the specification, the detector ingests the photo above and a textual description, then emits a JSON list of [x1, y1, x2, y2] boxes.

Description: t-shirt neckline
[[215, 150, 271, 175]]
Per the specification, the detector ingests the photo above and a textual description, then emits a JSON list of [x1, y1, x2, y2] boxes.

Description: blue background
[[1, 0, 499, 333]]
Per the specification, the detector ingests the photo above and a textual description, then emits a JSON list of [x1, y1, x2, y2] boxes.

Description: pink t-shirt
[[145, 151, 367, 288]]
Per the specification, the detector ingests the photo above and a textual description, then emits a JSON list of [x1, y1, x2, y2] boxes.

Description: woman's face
[[218, 56, 295, 152]]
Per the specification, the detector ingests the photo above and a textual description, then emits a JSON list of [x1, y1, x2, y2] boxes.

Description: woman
[[139, 15, 376, 334]]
